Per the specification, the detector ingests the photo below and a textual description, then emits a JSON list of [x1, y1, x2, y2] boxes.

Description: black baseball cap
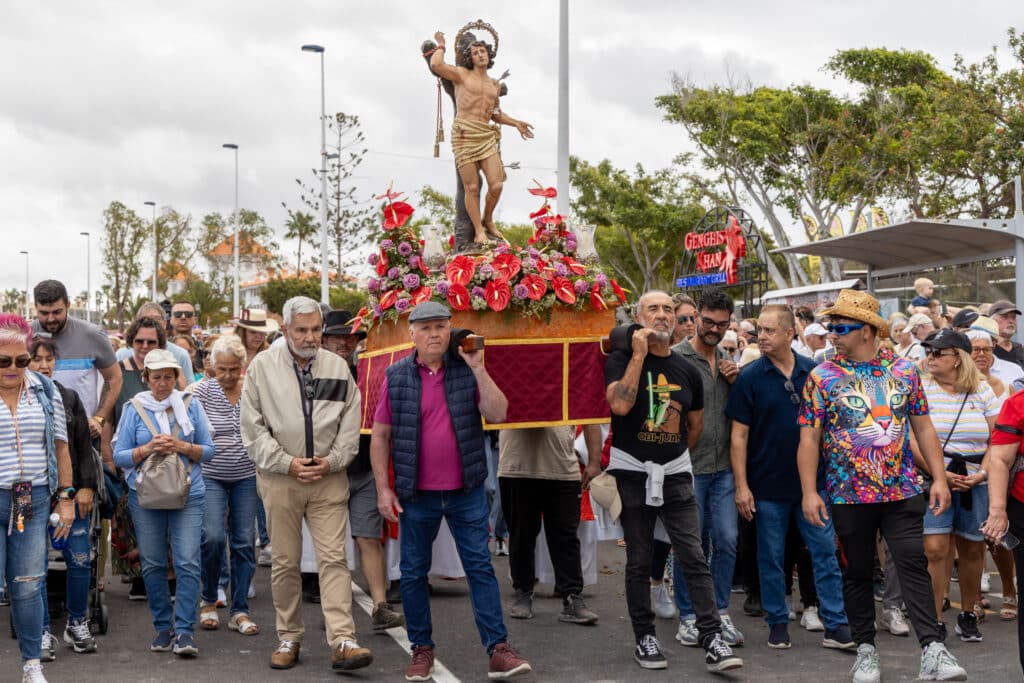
[[951, 309, 979, 330], [921, 328, 972, 354]]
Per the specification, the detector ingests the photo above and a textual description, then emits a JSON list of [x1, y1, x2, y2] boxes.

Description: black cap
[[951, 309, 979, 330], [921, 328, 972, 354], [322, 309, 366, 339]]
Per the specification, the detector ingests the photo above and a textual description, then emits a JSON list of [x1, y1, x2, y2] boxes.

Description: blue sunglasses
[[826, 323, 865, 336]]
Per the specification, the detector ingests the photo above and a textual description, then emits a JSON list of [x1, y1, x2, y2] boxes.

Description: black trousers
[[785, 516, 818, 608], [1007, 495, 1024, 678], [735, 515, 759, 595], [832, 495, 942, 647], [499, 477, 584, 597], [613, 472, 721, 644]]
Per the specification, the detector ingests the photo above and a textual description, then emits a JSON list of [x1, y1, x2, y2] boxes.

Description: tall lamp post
[[144, 200, 157, 301], [301, 43, 330, 304], [223, 143, 240, 317], [19, 251, 29, 318], [80, 231, 91, 323]]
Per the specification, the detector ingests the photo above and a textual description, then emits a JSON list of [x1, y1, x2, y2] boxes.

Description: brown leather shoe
[[270, 640, 300, 669], [331, 640, 373, 671]]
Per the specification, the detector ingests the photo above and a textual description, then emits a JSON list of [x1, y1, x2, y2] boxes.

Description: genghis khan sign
[[681, 215, 747, 286]]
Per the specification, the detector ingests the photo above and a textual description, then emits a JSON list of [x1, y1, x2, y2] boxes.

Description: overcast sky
[[1, 1, 1018, 301]]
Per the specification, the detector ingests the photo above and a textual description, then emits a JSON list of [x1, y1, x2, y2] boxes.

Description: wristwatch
[[58, 487, 76, 500]]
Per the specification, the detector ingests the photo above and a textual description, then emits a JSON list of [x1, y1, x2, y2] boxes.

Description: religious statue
[[421, 20, 534, 251]]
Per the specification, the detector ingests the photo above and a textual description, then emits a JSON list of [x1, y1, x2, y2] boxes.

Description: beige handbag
[[130, 396, 193, 510]]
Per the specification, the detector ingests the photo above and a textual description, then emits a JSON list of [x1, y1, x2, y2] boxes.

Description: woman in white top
[[892, 318, 913, 358]]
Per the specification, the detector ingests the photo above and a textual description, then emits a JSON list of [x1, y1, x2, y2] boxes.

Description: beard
[[288, 339, 318, 360], [699, 330, 722, 347]]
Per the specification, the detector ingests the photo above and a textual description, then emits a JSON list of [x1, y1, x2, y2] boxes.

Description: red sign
[[684, 216, 747, 285]]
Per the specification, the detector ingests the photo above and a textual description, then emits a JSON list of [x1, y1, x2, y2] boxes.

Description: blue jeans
[[674, 470, 738, 618], [255, 497, 269, 547], [755, 496, 847, 628], [484, 436, 507, 539], [201, 476, 257, 615], [399, 486, 508, 653], [1, 485, 49, 661], [128, 489, 204, 635], [42, 503, 92, 628]]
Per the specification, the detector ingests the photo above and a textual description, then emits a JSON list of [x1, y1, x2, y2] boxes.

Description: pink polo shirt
[[374, 360, 473, 491]]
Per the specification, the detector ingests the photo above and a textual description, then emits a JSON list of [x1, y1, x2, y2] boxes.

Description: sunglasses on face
[[172, 311, 195, 319], [677, 315, 695, 324], [926, 349, 957, 359], [722, 346, 737, 353], [783, 379, 800, 406], [0, 355, 31, 369], [133, 338, 159, 347], [826, 323, 865, 336]]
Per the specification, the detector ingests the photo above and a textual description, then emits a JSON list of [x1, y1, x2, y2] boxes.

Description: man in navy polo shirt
[[726, 304, 853, 651]]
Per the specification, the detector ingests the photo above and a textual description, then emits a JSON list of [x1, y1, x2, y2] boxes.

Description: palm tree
[[284, 211, 318, 276]]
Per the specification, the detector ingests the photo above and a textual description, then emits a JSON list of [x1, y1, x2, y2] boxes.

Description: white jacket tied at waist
[[609, 447, 692, 507]]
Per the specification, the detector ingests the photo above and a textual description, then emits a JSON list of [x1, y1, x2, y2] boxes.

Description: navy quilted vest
[[386, 351, 487, 501]]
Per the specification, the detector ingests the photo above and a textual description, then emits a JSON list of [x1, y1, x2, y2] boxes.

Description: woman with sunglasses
[[0, 314, 76, 683], [917, 328, 998, 643], [28, 339, 99, 660]]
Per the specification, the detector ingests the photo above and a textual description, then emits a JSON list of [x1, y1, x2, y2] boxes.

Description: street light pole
[[144, 200, 157, 301], [301, 43, 330, 305], [80, 231, 91, 323], [19, 251, 29, 318], [556, 0, 570, 215], [223, 143, 240, 317]]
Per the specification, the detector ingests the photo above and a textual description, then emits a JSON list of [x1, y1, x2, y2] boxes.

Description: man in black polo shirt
[[990, 300, 1024, 369]]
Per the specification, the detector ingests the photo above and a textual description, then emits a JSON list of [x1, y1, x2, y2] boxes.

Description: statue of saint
[[426, 24, 533, 249]]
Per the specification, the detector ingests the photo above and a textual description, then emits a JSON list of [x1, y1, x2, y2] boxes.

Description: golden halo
[[454, 18, 499, 60]]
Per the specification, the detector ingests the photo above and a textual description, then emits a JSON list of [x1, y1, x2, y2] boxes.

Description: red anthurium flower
[[375, 249, 388, 276], [419, 260, 430, 277], [350, 307, 369, 332], [529, 204, 550, 219], [445, 255, 476, 286], [590, 283, 607, 311], [378, 289, 399, 310], [448, 235, 455, 249], [521, 274, 547, 300], [610, 279, 627, 304], [562, 257, 587, 275], [382, 201, 414, 230], [410, 286, 432, 306], [374, 183, 403, 201], [491, 253, 522, 281], [535, 257, 555, 280], [447, 283, 470, 311], [528, 185, 558, 198], [539, 213, 565, 226], [552, 277, 576, 304], [485, 280, 511, 312]]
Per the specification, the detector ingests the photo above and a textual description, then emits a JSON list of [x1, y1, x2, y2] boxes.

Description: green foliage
[[283, 210, 318, 274], [260, 277, 367, 316], [100, 201, 149, 330], [177, 280, 231, 328]]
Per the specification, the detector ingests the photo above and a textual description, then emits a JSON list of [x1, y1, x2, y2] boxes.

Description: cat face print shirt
[[799, 349, 928, 505]]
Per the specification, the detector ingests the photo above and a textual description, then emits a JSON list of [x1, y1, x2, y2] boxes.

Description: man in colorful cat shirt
[[797, 289, 966, 683]]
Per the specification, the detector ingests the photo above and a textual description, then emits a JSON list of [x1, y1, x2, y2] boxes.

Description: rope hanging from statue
[[435, 78, 444, 157]]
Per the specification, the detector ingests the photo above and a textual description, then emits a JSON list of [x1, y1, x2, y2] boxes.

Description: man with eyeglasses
[[115, 302, 193, 387], [669, 288, 745, 649], [728, 304, 852, 651], [797, 290, 964, 683]]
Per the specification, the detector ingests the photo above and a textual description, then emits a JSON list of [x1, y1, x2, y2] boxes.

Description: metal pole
[[145, 201, 157, 301], [1014, 175, 1024, 342], [223, 143, 240, 317], [556, 0, 569, 216], [80, 232, 91, 323], [20, 251, 28, 318], [318, 52, 329, 304]]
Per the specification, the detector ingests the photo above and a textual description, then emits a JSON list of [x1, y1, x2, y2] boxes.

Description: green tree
[[178, 280, 231, 328], [203, 209, 282, 302], [101, 201, 149, 330], [283, 210, 318, 275], [261, 277, 367, 315]]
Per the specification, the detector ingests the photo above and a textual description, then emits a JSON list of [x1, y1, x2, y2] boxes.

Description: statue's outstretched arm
[[427, 31, 461, 83], [492, 110, 534, 140]]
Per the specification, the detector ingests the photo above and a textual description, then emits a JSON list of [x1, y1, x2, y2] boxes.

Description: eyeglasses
[[172, 311, 195, 319], [676, 315, 695, 324], [826, 323, 865, 336], [783, 379, 800, 406], [971, 346, 993, 355], [700, 317, 731, 330], [722, 346, 737, 353], [926, 349, 957, 359], [133, 338, 159, 347], [0, 355, 31, 369]]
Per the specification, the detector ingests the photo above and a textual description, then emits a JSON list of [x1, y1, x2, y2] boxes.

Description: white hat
[[804, 323, 828, 337], [722, 330, 739, 345], [588, 472, 621, 522], [906, 313, 933, 330], [236, 308, 280, 334], [143, 349, 181, 372]]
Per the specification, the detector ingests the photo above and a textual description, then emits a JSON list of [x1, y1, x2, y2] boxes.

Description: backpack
[[130, 396, 193, 510]]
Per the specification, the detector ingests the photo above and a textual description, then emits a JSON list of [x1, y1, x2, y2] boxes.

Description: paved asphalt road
[[3, 540, 1021, 682]]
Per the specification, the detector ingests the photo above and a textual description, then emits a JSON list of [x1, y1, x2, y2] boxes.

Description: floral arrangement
[[350, 183, 626, 334]]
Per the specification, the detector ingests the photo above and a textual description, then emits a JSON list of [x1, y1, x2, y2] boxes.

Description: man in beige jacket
[[241, 296, 371, 673]]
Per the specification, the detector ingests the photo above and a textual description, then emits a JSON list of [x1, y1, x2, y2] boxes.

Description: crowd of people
[[4, 277, 1024, 682]]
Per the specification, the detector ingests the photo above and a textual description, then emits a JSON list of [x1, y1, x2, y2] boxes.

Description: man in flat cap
[[370, 301, 531, 680]]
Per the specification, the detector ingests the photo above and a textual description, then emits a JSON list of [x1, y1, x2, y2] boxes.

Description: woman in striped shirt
[[193, 335, 260, 636]]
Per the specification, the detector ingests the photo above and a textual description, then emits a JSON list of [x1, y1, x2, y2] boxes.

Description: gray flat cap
[[408, 301, 451, 323]]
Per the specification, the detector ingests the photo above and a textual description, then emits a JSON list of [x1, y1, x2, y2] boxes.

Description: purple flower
[[513, 284, 529, 299], [522, 257, 536, 270], [387, 267, 400, 280], [471, 286, 486, 299], [368, 253, 378, 265], [574, 278, 589, 294], [408, 255, 421, 269], [395, 298, 411, 312], [367, 277, 380, 292], [494, 243, 510, 254], [550, 251, 563, 261], [398, 241, 413, 256], [372, 304, 382, 317], [555, 263, 569, 277], [566, 238, 578, 252], [435, 280, 450, 295], [380, 239, 394, 250], [533, 218, 546, 230], [595, 273, 608, 287], [403, 273, 420, 289], [480, 263, 494, 277], [528, 248, 540, 258]]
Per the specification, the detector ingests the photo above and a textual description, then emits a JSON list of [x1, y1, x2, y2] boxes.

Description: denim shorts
[[923, 484, 989, 541], [347, 470, 382, 539]]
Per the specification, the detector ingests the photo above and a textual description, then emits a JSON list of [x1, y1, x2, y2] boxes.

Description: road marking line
[[352, 583, 462, 683]]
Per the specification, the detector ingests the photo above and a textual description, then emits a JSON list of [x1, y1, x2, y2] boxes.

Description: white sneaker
[[800, 606, 825, 632], [257, 545, 272, 567], [981, 571, 991, 594], [851, 643, 880, 683], [22, 661, 47, 683], [720, 613, 744, 646], [879, 607, 910, 636], [919, 641, 967, 681], [675, 617, 699, 647], [39, 632, 56, 662], [787, 599, 797, 621], [651, 583, 677, 620]]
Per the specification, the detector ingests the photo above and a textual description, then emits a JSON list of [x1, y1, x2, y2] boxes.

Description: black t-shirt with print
[[604, 349, 704, 466], [994, 342, 1024, 370]]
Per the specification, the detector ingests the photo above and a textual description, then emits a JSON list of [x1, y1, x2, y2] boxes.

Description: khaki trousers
[[257, 469, 354, 647]]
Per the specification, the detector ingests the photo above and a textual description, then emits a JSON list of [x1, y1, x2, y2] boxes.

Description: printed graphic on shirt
[[641, 372, 682, 444]]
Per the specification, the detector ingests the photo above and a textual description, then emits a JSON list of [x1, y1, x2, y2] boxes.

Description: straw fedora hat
[[587, 472, 621, 522], [236, 308, 280, 334], [819, 289, 889, 339]]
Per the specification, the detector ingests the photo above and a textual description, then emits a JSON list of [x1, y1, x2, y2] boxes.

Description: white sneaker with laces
[[879, 607, 910, 636], [800, 606, 825, 632], [851, 643, 880, 683], [788, 599, 797, 621], [675, 617, 699, 647], [22, 661, 47, 683], [981, 571, 991, 594], [919, 641, 967, 681], [720, 614, 744, 646], [39, 632, 56, 662], [651, 583, 677, 620]]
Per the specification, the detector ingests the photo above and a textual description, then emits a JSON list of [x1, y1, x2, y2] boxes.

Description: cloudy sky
[[1, 1, 1018, 302]]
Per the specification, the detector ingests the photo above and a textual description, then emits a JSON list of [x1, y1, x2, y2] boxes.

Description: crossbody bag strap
[[129, 398, 163, 437], [941, 392, 970, 453]]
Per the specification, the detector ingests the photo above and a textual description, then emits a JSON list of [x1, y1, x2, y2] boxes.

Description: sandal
[[1002, 595, 1018, 621], [228, 612, 260, 635], [200, 602, 219, 630]]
